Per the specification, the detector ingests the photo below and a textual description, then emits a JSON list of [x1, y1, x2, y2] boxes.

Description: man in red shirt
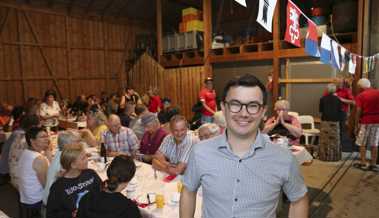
[[354, 78, 379, 172], [199, 77, 217, 124]]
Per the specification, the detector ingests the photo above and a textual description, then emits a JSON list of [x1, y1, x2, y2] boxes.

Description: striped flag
[[320, 33, 332, 64], [304, 20, 320, 57]]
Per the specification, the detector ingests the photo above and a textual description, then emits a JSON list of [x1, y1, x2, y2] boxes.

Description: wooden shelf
[[160, 50, 204, 67]]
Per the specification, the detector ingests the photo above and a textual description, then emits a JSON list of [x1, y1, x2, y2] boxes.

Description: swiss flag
[[284, 0, 302, 47]]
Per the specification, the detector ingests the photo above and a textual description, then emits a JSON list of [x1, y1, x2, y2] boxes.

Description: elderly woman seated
[[262, 99, 302, 145], [197, 123, 221, 141]]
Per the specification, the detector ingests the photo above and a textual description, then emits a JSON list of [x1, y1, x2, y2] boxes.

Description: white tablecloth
[[86, 147, 202, 218]]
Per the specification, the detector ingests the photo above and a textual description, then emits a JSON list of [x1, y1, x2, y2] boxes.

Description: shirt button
[[234, 198, 238, 202], [237, 179, 240, 183], [239, 159, 242, 163]]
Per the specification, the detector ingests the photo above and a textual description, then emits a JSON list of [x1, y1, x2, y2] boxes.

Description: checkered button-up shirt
[[158, 131, 199, 164], [102, 126, 140, 155]]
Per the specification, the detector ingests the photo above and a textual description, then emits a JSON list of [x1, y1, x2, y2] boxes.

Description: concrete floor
[[1, 152, 378, 218]]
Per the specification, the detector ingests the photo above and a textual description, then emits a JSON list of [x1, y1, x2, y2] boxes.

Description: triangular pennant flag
[[234, 0, 247, 7], [257, 0, 278, 33], [331, 40, 341, 70], [305, 20, 320, 57], [320, 33, 332, 64], [364, 57, 369, 73], [284, 0, 301, 47], [348, 54, 357, 74]]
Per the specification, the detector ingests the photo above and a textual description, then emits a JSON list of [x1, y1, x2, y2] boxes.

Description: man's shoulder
[[191, 135, 223, 154], [258, 134, 294, 161]]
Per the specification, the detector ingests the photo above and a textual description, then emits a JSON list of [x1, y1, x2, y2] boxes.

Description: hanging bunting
[[256, 0, 278, 33], [305, 20, 320, 57], [339, 46, 347, 71], [234, 0, 247, 7], [348, 54, 357, 74], [284, 0, 301, 47], [320, 33, 332, 65], [331, 40, 341, 70]]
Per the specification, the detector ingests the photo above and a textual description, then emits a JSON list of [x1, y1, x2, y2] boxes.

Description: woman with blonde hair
[[46, 143, 101, 218]]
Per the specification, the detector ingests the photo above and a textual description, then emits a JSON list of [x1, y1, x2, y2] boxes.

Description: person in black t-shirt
[[319, 83, 344, 122], [46, 143, 102, 218], [77, 155, 141, 218]]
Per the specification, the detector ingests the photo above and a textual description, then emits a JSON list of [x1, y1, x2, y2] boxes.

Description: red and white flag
[[284, 0, 301, 47]]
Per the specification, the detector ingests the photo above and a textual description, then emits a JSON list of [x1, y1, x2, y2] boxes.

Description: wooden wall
[[128, 53, 206, 119], [0, 4, 148, 105]]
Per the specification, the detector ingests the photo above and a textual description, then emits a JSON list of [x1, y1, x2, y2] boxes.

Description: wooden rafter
[[85, 0, 96, 14], [47, 0, 55, 8], [115, 0, 130, 18], [15, 9, 27, 102], [0, 8, 9, 34], [67, 0, 75, 14], [101, 0, 117, 17], [22, 10, 63, 99]]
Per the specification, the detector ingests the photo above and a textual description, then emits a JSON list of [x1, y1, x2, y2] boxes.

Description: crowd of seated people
[[0, 86, 229, 218]]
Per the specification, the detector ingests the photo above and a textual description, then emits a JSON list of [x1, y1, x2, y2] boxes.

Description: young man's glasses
[[224, 100, 263, 115]]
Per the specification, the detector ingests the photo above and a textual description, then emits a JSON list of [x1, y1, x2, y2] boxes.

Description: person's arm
[[200, 101, 216, 115], [354, 107, 362, 136], [79, 128, 98, 147], [281, 114, 302, 138], [288, 194, 309, 218], [167, 162, 186, 175], [152, 151, 170, 173], [262, 117, 279, 134], [179, 186, 197, 218], [33, 155, 49, 187]]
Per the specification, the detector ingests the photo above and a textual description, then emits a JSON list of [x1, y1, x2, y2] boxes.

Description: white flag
[[331, 40, 340, 70], [348, 54, 356, 74], [339, 46, 347, 71], [257, 0, 278, 33], [234, 0, 247, 7]]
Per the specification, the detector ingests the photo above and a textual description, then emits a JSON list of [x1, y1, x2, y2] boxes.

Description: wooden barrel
[[318, 121, 341, 161]]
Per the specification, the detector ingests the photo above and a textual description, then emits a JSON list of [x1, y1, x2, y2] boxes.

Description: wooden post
[[16, 9, 26, 102], [156, 0, 162, 63], [65, 15, 72, 99], [203, 0, 212, 77], [272, 0, 280, 104], [103, 22, 109, 92]]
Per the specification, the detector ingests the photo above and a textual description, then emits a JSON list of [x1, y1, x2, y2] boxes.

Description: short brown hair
[[60, 143, 85, 171]]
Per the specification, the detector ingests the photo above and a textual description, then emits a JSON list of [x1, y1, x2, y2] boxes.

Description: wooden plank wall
[[0, 5, 147, 105], [128, 53, 206, 119]]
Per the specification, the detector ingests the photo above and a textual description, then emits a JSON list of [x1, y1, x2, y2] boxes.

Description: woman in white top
[[17, 126, 51, 218], [39, 90, 61, 130]]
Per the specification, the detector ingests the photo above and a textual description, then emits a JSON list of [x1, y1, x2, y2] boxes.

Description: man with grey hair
[[319, 83, 344, 122], [43, 130, 81, 205], [354, 78, 379, 172], [197, 123, 221, 141]]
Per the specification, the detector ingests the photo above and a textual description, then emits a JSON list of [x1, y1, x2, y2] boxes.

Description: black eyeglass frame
[[223, 100, 264, 115]]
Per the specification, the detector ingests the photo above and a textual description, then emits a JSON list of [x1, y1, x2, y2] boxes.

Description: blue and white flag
[[331, 40, 340, 70], [320, 33, 332, 65], [257, 0, 278, 33]]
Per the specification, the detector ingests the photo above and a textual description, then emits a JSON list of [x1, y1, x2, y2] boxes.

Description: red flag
[[284, 0, 301, 47]]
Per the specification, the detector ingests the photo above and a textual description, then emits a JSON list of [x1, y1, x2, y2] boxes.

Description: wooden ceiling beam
[[209, 51, 274, 63], [85, 0, 96, 13], [67, 0, 75, 14], [101, 0, 117, 17], [115, 0, 130, 18], [47, 0, 55, 8]]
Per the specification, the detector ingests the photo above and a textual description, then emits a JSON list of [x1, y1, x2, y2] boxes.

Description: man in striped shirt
[[180, 74, 308, 218], [152, 115, 199, 175]]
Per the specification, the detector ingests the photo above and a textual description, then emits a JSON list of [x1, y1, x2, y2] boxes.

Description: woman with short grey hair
[[198, 123, 221, 141]]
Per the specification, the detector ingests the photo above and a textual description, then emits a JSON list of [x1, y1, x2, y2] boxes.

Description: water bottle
[[100, 142, 107, 163]]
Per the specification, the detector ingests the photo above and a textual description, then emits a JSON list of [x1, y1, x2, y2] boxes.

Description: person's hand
[[278, 111, 285, 124]]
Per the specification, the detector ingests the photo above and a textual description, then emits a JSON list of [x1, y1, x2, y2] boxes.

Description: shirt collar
[[217, 130, 266, 158]]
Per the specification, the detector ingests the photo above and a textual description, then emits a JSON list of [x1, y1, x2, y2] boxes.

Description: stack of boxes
[[179, 7, 204, 33]]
